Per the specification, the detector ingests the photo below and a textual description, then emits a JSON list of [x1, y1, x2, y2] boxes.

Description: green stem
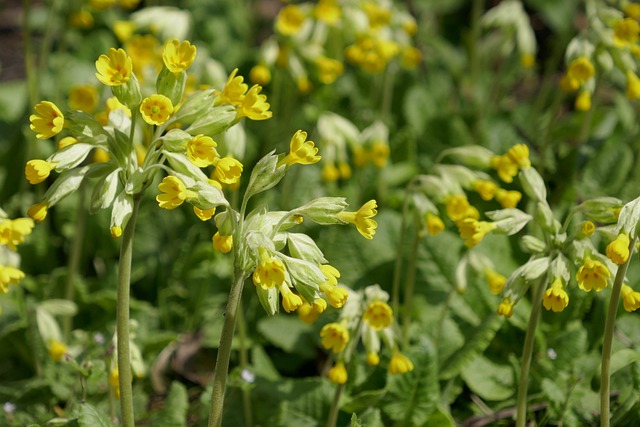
[[380, 63, 396, 125], [326, 382, 345, 427], [401, 231, 420, 348], [38, 0, 60, 80], [391, 184, 413, 316], [62, 182, 87, 340], [515, 275, 547, 427], [600, 237, 636, 427], [208, 267, 247, 427], [116, 195, 142, 427], [237, 299, 254, 427]]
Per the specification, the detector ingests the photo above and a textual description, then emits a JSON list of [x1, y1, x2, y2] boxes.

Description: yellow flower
[[320, 264, 340, 287], [318, 264, 348, 308], [322, 162, 340, 182], [566, 56, 595, 84], [25, 160, 55, 185], [370, 141, 390, 168], [109, 367, 121, 399], [446, 195, 472, 222], [338, 162, 352, 179], [625, 3, 640, 19], [156, 176, 197, 210], [110, 226, 122, 238], [474, 180, 498, 201], [162, 39, 196, 73], [401, 46, 423, 69], [28, 202, 49, 223], [457, 218, 496, 248], [69, 10, 94, 29], [0, 218, 35, 250], [113, 20, 135, 42], [298, 299, 325, 323], [194, 206, 216, 221], [626, 70, 640, 101], [521, 53, 535, 68], [581, 221, 595, 237], [328, 360, 347, 384], [621, 285, 640, 312], [363, 1, 391, 28], [506, 144, 531, 169], [576, 258, 610, 292], [366, 352, 380, 366], [95, 48, 133, 87], [90, 0, 115, 10], [336, 200, 378, 239], [216, 68, 248, 106], [237, 85, 272, 120], [252, 248, 286, 290], [212, 232, 233, 254], [93, 148, 110, 163], [275, 4, 306, 36], [490, 155, 519, 183], [606, 233, 631, 265], [363, 301, 393, 330], [560, 74, 580, 93], [315, 0, 341, 25], [424, 213, 444, 236], [388, 352, 414, 375], [48, 339, 67, 362], [497, 298, 514, 318], [280, 283, 303, 313], [30, 101, 65, 139], [542, 278, 569, 312], [316, 56, 344, 84], [353, 145, 369, 168], [187, 135, 218, 167], [575, 90, 591, 111], [212, 157, 243, 185], [0, 265, 25, 293], [485, 268, 506, 295], [249, 64, 271, 85], [278, 130, 321, 167], [614, 18, 640, 47], [320, 322, 349, 353], [106, 96, 132, 117], [58, 137, 78, 150], [140, 94, 174, 125], [495, 189, 522, 209], [68, 84, 99, 113]]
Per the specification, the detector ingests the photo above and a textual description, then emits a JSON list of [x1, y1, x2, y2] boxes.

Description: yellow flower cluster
[[0, 213, 34, 295]]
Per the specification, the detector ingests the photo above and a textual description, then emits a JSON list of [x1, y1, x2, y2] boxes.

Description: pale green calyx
[[287, 233, 328, 264], [521, 235, 546, 254], [293, 197, 349, 225], [486, 208, 532, 235], [519, 167, 547, 203]]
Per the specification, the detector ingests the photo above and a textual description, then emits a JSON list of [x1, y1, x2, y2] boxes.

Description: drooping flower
[[575, 90, 592, 111], [48, 339, 68, 362], [506, 144, 531, 169], [327, 360, 347, 384], [388, 352, 414, 374], [30, 101, 65, 139], [316, 56, 344, 84], [363, 301, 393, 330], [613, 18, 640, 47], [542, 278, 569, 312], [606, 232, 631, 265], [318, 264, 348, 308], [212, 232, 233, 253], [497, 298, 514, 318], [58, 137, 78, 150], [621, 285, 640, 312], [279, 283, 303, 313], [457, 218, 496, 248], [25, 160, 55, 185], [109, 367, 121, 399], [28, 202, 49, 223], [576, 258, 610, 292], [194, 206, 216, 221], [495, 189, 522, 209], [445, 195, 478, 222], [370, 141, 390, 168], [315, 0, 341, 25], [485, 268, 506, 295], [140, 94, 174, 125], [320, 322, 349, 353], [336, 200, 378, 239], [490, 155, 519, 183], [366, 352, 380, 366], [474, 180, 498, 201], [278, 130, 321, 167], [212, 157, 243, 185], [626, 70, 640, 100], [424, 213, 444, 236], [275, 4, 306, 36], [156, 176, 197, 209], [322, 162, 340, 182], [566, 56, 595, 84], [95, 48, 133, 86], [298, 298, 326, 323], [162, 39, 196, 73], [68, 84, 99, 113], [187, 135, 218, 167], [237, 85, 272, 120], [249, 64, 271, 85], [252, 248, 286, 290], [110, 226, 122, 238], [0, 217, 35, 250], [0, 265, 25, 293], [216, 68, 248, 106]]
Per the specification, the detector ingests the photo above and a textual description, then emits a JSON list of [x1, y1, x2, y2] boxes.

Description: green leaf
[[461, 355, 515, 401], [151, 382, 188, 427], [251, 344, 281, 381], [580, 138, 633, 197], [383, 338, 439, 425], [77, 403, 114, 427], [422, 404, 456, 427], [257, 315, 316, 358], [609, 348, 640, 376]]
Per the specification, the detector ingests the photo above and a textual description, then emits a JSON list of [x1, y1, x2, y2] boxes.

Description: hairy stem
[[401, 231, 420, 348]]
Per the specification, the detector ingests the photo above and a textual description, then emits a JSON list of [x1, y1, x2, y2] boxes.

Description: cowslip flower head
[[388, 352, 414, 375], [28, 202, 49, 223], [497, 298, 514, 318], [156, 176, 197, 209], [322, 162, 340, 182], [613, 18, 640, 47], [237, 85, 272, 120], [194, 206, 215, 221], [363, 301, 393, 330], [278, 130, 321, 167], [328, 360, 347, 384], [366, 352, 380, 366], [187, 135, 218, 167], [140, 94, 174, 125], [370, 141, 390, 168], [581, 221, 596, 237], [474, 180, 498, 201], [316, 56, 344, 85], [252, 248, 286, 290], [275, 4, 306, 36], [320, 322, 349, 353], [249, 64, 271, 85], [457, 218, 496, 248], [212, 232, 233, 253], [279, 283, 303, 313], [30, 101, 64, 139], [58, 137, 78, 150], [506, 144, 531, 169], [566, 56, 594, 84], [575, 90, 591, 111], [212, 157, 243, 185], [48, 339, 68, 362], [336, 199, 378, 239], [626, 71, 640, 100], [95, 48, 133, 86], [111, 226, 122, 238], [424, 213, 444, 236], [445, 195, 478, 222], [621, 285, 640, 312], [315, 0, 341, 24], [162, 39, 196, 73], [0, 218, 35, 250], [25, 160, 55, 185], [490, 155, 519, 183], [69, 84, 99, 113], [495, 189, 522, 209], [318, 265, 348, 308], [215, 68, 248, 106], [0, 265, 25, 293], [109, 368, 121, 399], [485, 268, 506, 294], [606, 232, 631, 265], [542, 278, 569, 312], [298, 300, 324, 324], [576, 258, 610, 292]]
